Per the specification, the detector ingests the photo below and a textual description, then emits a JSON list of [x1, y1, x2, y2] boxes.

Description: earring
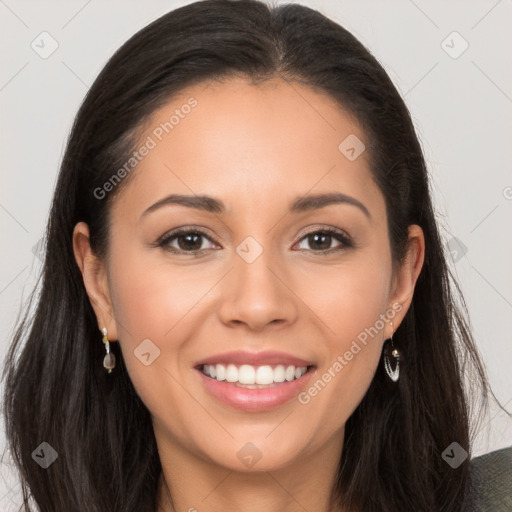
[[102, 327, 116, 373], [383, 322, 400, 382]]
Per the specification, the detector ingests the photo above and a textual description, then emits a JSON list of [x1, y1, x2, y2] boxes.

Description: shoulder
[[468, 445, 512, 511]]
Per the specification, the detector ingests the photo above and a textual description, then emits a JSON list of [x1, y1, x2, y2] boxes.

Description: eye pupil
[[309, 233, 331, 251], [178, 233, 202, 251]]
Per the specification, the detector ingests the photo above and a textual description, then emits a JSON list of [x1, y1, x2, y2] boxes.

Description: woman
[[2, 0, 507, 510]]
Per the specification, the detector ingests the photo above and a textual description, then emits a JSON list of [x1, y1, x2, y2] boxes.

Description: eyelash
[[156, 226, 354, 256]]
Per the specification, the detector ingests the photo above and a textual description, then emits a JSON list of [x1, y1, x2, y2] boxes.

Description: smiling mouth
[[198, 363, 315, 388]]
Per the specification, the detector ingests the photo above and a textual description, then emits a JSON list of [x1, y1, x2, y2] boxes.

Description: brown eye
[[174, 232, 204, 251], [295, 228, 352, 253], [158, 229, 218, 254]]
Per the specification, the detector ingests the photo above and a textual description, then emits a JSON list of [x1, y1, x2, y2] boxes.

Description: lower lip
[[196, 367, 316, 412]]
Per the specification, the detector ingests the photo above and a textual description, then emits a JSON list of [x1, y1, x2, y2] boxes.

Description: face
[[74, 77, 423, 474]]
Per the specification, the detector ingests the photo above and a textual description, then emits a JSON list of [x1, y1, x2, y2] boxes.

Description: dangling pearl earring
[[102, 327, 116, 373], [383, 321, 400, 382]]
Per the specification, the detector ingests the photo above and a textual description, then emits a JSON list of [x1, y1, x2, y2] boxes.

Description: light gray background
[[1, 0, 511, 509]]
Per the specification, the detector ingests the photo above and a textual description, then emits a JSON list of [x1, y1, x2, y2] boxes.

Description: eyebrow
[[141, 192, 371, 220]]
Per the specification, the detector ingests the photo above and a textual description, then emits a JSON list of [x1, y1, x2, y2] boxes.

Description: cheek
[[106, 251, 207, 429], [105, 243, 194, 382], [303, 251, 392, 346], [106, 235, 212, 343], [295, 252, 392, 425], [108, 264, 178, 343]]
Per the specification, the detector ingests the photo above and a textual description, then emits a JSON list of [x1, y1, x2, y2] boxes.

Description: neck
[[154, 426, 345, 512]]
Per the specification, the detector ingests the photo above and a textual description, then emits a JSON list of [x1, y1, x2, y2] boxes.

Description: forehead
[[111, 76, 383, 221]]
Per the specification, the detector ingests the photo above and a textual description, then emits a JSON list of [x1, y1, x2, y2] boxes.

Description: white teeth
[[239, 365, 255, 384], [225, 364, 238, 383], [201, 363, 308, 384], [255, 365, 274, 385], [215, 364, 226, 381]]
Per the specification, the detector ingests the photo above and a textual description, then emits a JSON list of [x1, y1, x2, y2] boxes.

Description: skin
[[73, 77, 425, 512]]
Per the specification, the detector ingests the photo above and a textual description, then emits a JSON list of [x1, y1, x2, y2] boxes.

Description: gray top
[[468, 445, 512, 511]]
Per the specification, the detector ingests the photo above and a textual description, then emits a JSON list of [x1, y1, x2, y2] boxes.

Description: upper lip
[[195, 350, 314, 368]]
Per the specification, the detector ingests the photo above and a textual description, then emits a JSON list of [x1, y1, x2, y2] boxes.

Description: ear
[[386, 224, 425, 336], [72, 222, 118, 341]]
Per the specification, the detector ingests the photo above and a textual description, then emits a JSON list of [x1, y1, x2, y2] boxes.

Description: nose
[[217, 242, 298, 332]]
